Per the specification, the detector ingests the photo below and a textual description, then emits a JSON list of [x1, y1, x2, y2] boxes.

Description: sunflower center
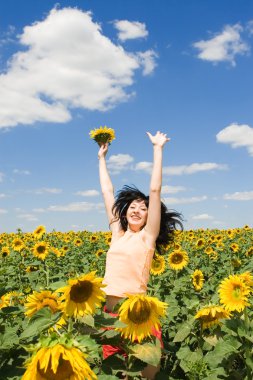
[[2, 252, 8, 257], [232, 285, 242, 299], [127, 300, 151, 324], [172, 253, 183, 264], [37, 356, 73, 380], [37, 245, 46, 254], [70, 281, 93, 303], [40, 298, 59, 313]]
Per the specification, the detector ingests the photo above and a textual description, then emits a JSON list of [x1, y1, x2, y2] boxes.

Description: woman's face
[[126, 199, 148, 231]]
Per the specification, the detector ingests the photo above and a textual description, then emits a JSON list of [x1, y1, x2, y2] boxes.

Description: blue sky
[[0, 0, 252, 233]]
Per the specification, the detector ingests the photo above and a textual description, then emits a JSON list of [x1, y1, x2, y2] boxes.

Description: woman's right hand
[[98, 143, 109, 159]]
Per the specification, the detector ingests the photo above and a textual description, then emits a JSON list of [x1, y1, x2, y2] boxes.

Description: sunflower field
[[0, 225, 253, 380]]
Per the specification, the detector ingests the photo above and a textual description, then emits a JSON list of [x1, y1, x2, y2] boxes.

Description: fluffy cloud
[[13, 169, 31, 175], [107, 154, 134, 174], [75, 189, 99, 197], [48, 201, 104, 212], [114, 20, 148, 41], [17, 213, 38, 221], [192, 213, 214, 220], [223, 191, 253, 201], [135, 161, 227, 175], [161, 185, 186, 194], [0, 172, 5, 182], [0, 7, 156, 129], [216, 123, 253, 156], [32, 188, 62, 195], [193, 24, 249, 66], [163, 195, 207, 205], [0, 208, 8, 214]]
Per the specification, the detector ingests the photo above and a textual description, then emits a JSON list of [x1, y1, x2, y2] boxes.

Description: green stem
[[244, 308, 251, 380]]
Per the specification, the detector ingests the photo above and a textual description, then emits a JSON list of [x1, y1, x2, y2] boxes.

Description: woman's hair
[[111, 185, 183, 253]]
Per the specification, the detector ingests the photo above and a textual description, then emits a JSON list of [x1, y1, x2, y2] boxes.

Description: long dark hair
[[111, 185, 184, 253]]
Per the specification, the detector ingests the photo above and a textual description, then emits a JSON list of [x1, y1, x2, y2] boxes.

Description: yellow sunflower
[[196, 239, 205, 249], [22, 343, 97, 380], [89, 126, 115, 145], [246, 246, 253, 256], [168, 250, 189, 271], [57, 272, 105, 317], [1, 246, 10, 258], [117, 294, 167, 343], [33, 225, 46, 239], [192, 269, 204, 291], [150, 255, 166, 275], [12, 238, 25, 252], [0, 291, 19, 309], [95, 249, 105, 257], [195, 305, 231, 329], [239, 271, 253, 287], [32, 241, 49, 260], [24, 290, 60, 318], [218, 274, 251, 312], [230, 243, 239, 253]]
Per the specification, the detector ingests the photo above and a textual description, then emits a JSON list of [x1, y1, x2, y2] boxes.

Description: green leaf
[[20, 308, 62, 339], [97, 375, 119, 380], [173, 323, 192, 342], [129, 342, 161, 367]]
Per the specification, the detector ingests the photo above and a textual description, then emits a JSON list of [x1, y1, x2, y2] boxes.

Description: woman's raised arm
[[145, 131, 170, 243], [98, 143, 121, 233]]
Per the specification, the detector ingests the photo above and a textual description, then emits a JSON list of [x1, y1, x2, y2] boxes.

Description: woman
[[98, 131, 183, 379]]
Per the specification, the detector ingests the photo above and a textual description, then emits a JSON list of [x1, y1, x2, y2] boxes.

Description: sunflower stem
[[243, 308, 251, 379], [43, 263, 50, 288]]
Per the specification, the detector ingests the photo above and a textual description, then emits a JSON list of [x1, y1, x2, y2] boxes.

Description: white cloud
[[224, 191, 253, 201], [137, 50, 158, 75], [107, 154, 134, 174], [161, 185, 186, 194], [163, 195, 207, 205], [193, 24, 249, 66], [13, 169, 31, 175], [0, 208, 8, 214], [0, 172, 5, 182], [17, 213, 38, 221], [75, 189, 99, 197], [0, 193, 6, 198], [246, 20, 253, 35], [33, 188, 62, 194], [135, 161, 227, 175], [192, 213, 214, 220], [114, 20, 148, 41], [216, 123, 253, 156], [0, 7, 156, 129], [32, 208, 46, 213], [48, 201, 104, 212]]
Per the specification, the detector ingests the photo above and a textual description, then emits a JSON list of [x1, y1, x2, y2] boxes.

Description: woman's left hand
[[146, 131, 170, 147]]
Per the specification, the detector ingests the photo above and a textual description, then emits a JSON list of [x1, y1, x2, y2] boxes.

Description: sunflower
[[117, 294, 167, 343], [33, 225, 46, 239], [204, 246, 214, 255], [239, 272, 253, 287], [196, 239, 205, 249], [24, 290, 60, 318], [32, 241, 49, 260], [12, 238, 25, 252], [168, 250, 189, 271], [195, 305, 231, 329], [95, 249, 105, 257], [218, 274, 251, 312], [22, 343, 97, 380], [1, 246, 10, 258], [150, 255, 166, 275], [246, 246, 253, 256], [74, 238, 83, 247], [192, 269, 204, 291], [89, 126, 115, 146], [0, 292, 19, 309], [89, 234, 98, 243], [230, 243, 239, 253], [57, 272, 105, 317], [25, 265, 39, 273]]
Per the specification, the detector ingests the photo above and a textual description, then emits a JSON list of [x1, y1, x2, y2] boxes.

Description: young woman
[[98, 131, 183, 379]]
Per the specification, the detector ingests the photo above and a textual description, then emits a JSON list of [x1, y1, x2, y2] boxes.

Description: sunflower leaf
[[20, 308, 62, 339], [129, 342, 161, 367]]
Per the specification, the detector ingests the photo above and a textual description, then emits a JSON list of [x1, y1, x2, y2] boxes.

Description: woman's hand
[[146, 131, 170, 147], [98, 143, 109, 159]]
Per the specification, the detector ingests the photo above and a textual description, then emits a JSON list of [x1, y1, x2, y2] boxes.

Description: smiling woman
[[96, 130, 183, 379]]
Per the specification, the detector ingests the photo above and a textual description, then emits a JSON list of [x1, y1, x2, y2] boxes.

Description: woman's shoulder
[[139, 228, 156, 251]]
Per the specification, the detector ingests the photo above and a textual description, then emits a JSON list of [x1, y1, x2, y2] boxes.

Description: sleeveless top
[[103, 229, 155, 297]]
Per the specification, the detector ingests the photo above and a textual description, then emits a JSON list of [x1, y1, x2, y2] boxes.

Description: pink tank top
[[103, 229, 155, 297]]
